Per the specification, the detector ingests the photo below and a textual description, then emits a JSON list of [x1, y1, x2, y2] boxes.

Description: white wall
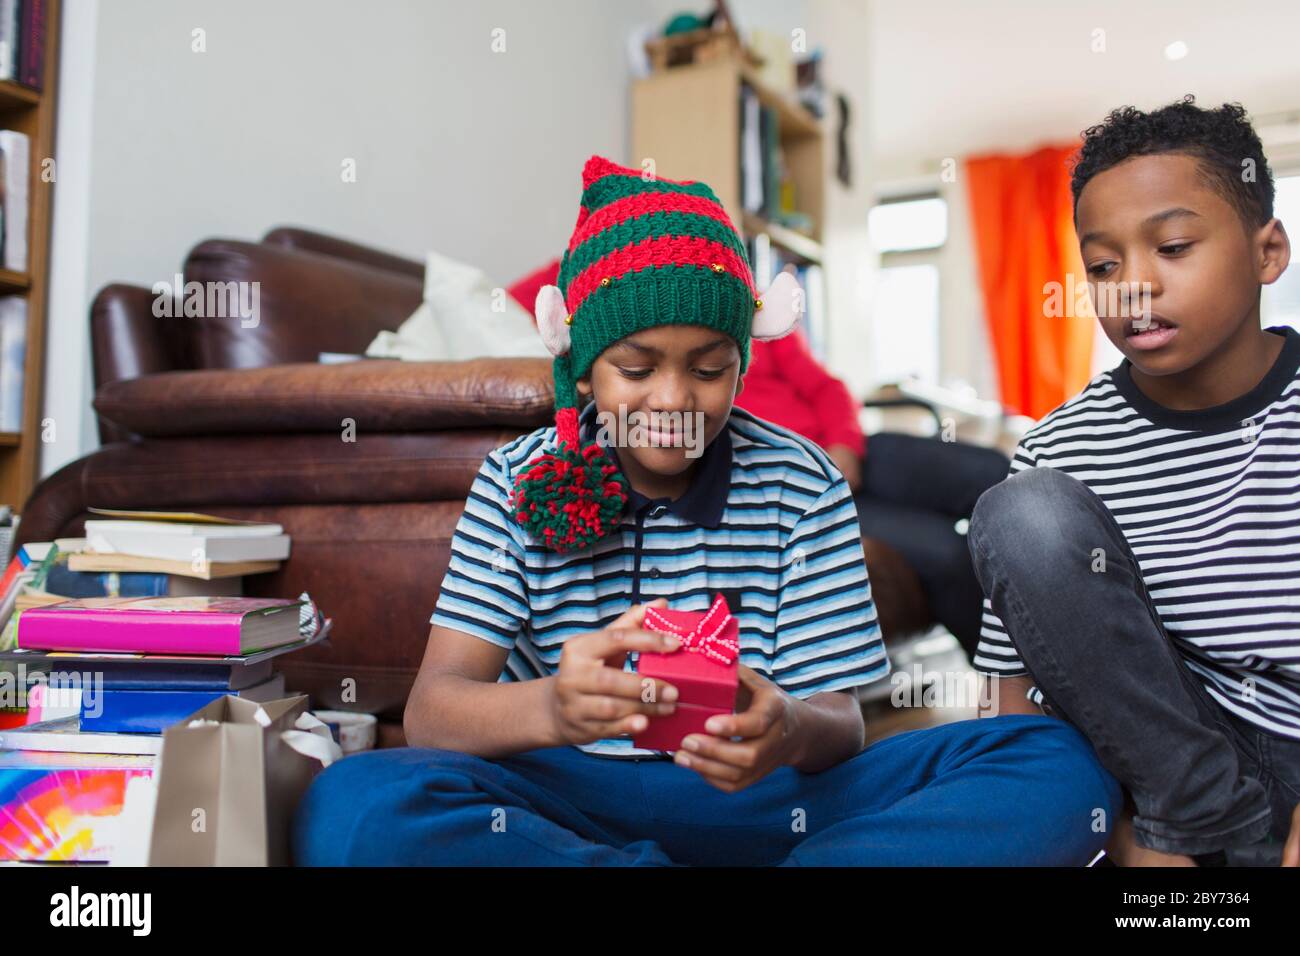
[[42, 0, 100, 480], [41, 0, 833, 479], [806, 0, 874, 399]]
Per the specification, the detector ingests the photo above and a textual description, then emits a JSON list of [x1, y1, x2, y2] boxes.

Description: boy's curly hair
[[1071, 95, 1274, 229]]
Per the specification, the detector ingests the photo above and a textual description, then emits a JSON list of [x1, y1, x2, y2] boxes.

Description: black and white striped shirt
[[976, 326, 1300, 740]]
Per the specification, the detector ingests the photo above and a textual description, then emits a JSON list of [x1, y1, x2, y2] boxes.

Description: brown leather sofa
[[17, 227, 931, 748]]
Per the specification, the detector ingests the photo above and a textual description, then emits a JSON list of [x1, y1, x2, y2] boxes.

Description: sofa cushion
[[181, 239, 424, 367], [94, 357, 555, 437], [77, 430, 524, 506]]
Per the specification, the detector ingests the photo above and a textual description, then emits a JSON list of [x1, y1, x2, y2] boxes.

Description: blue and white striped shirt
[[431, 402, 890, 757]]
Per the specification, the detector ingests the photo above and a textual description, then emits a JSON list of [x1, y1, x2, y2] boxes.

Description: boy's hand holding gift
[[546, 599, 682, 747], [634, 593, 803, 792], [633, 594, 741, 753], [674, 665, 803, 793]]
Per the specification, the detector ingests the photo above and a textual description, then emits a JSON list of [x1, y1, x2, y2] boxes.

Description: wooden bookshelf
[[631, 55, 826, 266], [0, 0, 59, 512]]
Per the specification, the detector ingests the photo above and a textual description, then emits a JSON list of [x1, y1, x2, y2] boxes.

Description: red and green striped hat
[[511, 155, 763, 554]]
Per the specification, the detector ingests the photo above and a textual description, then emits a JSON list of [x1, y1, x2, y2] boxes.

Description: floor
[[860, 627, 981, 746]]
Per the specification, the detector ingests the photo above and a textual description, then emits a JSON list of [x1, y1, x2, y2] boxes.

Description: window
[[1263, 173, 1300, 332], [872, 263, 940, 384], [870, 193, 947, 385], [869, 195, 948, 252]]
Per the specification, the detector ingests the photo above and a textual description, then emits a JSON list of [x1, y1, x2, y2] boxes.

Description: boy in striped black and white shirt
[[970, 97, 1300, 866], [294, 156, 1119, 866]]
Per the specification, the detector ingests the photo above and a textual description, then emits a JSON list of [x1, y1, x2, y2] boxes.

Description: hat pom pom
[[509, 408, 628, 553]]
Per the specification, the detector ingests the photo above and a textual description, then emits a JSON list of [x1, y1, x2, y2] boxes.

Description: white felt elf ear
[[752, 271, 801, 341], [535, 284, 571, 356]]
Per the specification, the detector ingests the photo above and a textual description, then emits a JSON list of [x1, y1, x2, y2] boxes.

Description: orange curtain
[[966, 144, 1095, 419]]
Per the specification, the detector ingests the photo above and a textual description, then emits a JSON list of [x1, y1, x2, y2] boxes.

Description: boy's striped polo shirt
[[431, 402, 890, 758]]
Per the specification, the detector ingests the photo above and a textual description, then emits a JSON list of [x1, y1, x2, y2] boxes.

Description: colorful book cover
[[0, 541, 42, 597], [0, 677, 80, 730], [80, 674, 285, 734], [44, 563, 173, 598], [15, 596, 304, 655], [0, 751, 156, 862]]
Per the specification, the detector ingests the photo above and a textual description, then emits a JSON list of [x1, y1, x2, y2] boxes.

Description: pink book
[[15, 596, 304, 656]]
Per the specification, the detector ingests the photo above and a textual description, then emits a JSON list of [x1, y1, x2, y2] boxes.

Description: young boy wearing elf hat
[[293, 157, 1120, 866]]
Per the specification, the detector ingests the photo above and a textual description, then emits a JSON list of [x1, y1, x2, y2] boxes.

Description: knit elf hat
[[512, 155, 802, 553]]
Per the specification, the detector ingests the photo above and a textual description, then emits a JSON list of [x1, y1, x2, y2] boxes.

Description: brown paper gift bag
[[147, 695, 342, 866]]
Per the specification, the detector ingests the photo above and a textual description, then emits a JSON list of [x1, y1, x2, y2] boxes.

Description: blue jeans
[[969, 467, 1293, 861], [293, 715, 1120, 866]]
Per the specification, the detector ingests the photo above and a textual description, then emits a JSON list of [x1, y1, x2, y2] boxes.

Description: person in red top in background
[[735, 323, 1009, 658], [506, 261, 1006, 657], [734, 326, 867, 486]]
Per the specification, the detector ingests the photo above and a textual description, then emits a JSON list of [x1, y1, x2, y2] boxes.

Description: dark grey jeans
[[969, 467, 1296, 861]]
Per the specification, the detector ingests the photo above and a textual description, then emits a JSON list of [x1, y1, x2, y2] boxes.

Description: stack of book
[[0, 508, 292, 651], [76, 506, 291, 579], [0, 508, 326, 863]]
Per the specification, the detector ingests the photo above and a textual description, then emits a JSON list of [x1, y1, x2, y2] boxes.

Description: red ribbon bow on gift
[[643, 594, 740, 666]]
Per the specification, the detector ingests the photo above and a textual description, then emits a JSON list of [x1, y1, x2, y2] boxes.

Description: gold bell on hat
[[710, 263, 725, 273], [564, 314, 573, 326]]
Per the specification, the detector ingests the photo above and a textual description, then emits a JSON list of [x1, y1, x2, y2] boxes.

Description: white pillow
[[365, 250, 550, 361]]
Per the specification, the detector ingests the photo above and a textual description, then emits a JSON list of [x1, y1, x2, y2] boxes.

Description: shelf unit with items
[[0, 0, 58, 512], [631, 51, 829, 356]]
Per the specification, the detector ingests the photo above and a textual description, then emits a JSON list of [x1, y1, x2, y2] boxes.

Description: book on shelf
[[0, 0, 18, 83], [0, 0, 46, 89], [0, 294, 24, 431], [18, 0, 45, 90], [740, 84, 764, 214], [738, 82, 815, 238], [0, 129, 27, 272], [746, 238, 829, 360]]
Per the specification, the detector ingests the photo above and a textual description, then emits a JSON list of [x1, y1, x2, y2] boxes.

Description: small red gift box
[[632, 593, 740, 752]]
